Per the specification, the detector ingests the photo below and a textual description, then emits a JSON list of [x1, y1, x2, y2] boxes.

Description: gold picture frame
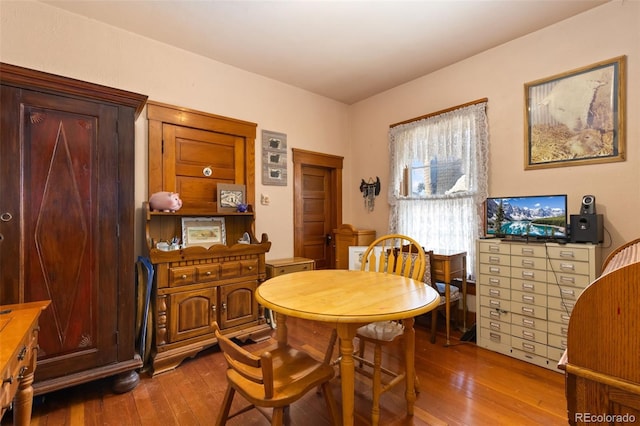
[[524, 56, 626, 170], [181, 217, 226, 248]]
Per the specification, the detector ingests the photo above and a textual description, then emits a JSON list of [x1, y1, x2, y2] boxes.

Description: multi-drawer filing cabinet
[[476, 239, 601, 371]]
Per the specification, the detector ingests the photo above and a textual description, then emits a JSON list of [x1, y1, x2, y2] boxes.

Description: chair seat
[[435, 282, 461, 306], [357, 321, 404, 342], [226, 344, 336, 408]]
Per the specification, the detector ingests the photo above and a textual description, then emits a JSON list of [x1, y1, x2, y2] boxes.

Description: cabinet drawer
[[546, 246, 590, 262], [220, 259, 259, 279], [511, 347, 549, 369], [480, 305, 511, 323], [548, 333, 568, 351], [512, 324, 547, 344], [478, 273, 510, 289], [269, 262, 313, 276], [169, 266, 196, 287], [479, 326, 511, 352], [548, 322, 569, 339], [512, 289, 544, 307], [511, 266, 545, 282], [548, 284, 583, 301], [548, 296, 575, 314], [547, 272, 591, 288], [511, 244, 547, 258], [478, 241, 510, 255], [512, 313, 547, 332], [479, 263, 510, 278], [196, 263, 221, 282], [548, 309, 571, 325], [511, 278, 547, 295], [480, 285, 511, 300], [512, 336, 547, 357], [480, 316, 511, 334], [511, 300, 547, 319], [479, 252, 511, 266], [511, 255, 546, 270], [548, 259, 591, 276]]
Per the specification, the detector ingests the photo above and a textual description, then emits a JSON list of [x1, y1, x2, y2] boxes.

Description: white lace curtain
[[388, 102, 489, 278]]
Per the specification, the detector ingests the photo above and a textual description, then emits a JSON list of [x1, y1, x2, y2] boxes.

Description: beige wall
[[348, 0, 640, 263], [0, 0, 351, 260], [2, 1, 638, 265]]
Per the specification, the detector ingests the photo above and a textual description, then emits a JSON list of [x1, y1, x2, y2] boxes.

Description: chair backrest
[[360, 234, 426, 281], [213, 322, 276, 398]]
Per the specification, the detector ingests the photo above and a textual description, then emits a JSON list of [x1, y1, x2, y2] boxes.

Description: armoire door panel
[[6, 89, 119, 378]]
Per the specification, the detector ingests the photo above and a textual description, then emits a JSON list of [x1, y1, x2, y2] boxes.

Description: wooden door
[[0, 87, 119, 379], [292, 149, 343, 269]]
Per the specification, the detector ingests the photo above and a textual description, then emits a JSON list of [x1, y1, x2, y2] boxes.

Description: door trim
[[292, 149, 343, 261]]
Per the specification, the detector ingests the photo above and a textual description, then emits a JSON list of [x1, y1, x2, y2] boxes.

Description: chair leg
[[321, 381, 340, 426], [430, 309, 438, 343], [216, 385, 235, 426], [371, 343, 382, 426], [272, 407, 285, 425]]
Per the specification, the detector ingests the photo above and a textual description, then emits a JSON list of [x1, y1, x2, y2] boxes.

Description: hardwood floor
[[3, 317, 568, 425]]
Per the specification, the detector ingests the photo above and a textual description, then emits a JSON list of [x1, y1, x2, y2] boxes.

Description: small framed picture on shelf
[[217, 184, 246, 213], [181, 217, 226, 248]]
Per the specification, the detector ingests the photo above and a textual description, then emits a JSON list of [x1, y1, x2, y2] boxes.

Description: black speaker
[[580, 195, 596, 214], [570, 214, 603, 243]]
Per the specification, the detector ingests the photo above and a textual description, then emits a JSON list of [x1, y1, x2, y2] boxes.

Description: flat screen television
[[485, 194, 568, 240]]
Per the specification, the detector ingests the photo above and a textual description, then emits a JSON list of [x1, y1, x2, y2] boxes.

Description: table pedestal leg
[[336, 323, 359, 426], [403, 317, 417, 416]]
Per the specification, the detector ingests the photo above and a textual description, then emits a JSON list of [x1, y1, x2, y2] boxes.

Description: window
[[388, 101, 489, 278]]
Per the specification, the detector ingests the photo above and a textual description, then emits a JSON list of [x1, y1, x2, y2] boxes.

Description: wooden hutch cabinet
[[0, 63, 147, 394], [145, 102, 271, 375]]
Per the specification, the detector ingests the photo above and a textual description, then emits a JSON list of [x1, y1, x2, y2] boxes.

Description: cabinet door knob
[[181, 274, 187, 279]]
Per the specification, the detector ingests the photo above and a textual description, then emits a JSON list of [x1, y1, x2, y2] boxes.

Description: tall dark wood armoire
[[0, 63, 148, 394]]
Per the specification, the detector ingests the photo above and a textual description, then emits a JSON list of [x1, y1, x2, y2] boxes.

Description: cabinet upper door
[[147, 101, 257, 214], [163, 124, 246, 210]]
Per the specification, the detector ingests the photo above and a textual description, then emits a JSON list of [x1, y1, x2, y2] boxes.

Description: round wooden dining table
[[255, 269, 439, 426]]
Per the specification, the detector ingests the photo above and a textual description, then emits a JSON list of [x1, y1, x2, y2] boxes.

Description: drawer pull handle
[[522, 306, 534, 315], [489, 332, 501, 342], [488, 245, 500, 252], [561, 314, 570, 322], [560, 263, 575, 271], [521, 271, 535, 278], [561, 289, 576, 297], [489, 310, 500, 318], [17, 366, 27, 380], [522, 342, 535, 352], [559, 251, 575, 258], [2, 376, 13, 385], [489, 278, 501, 285], [489, 300, 501, 307], [522, 259, 534, 267], [522, 283, 534, 291], [522, 295, 535, 303], [181, 274, 187, 279], [522, 318, 535, 327], [561, 340, 567, 349], [522, 330, 535, 340], [489, 289, 500, 296], [248, 266, 253, 270], [489, 256, 500, 263], [521, 248, 534, 255], [560, 276, 576, 284], [561, 327, 568, 335], [17, 345, 27, 361], [562, 302, 575, 311], [489, 266, 500, 274], [489, 321, 501, 330], [205, 271, 212, 276]]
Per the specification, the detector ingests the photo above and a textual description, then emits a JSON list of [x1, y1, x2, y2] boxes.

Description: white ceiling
[[41, 0, 608, 104]]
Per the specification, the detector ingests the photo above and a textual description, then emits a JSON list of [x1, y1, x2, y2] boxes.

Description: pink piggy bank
[[149, 191, 182, 212]]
